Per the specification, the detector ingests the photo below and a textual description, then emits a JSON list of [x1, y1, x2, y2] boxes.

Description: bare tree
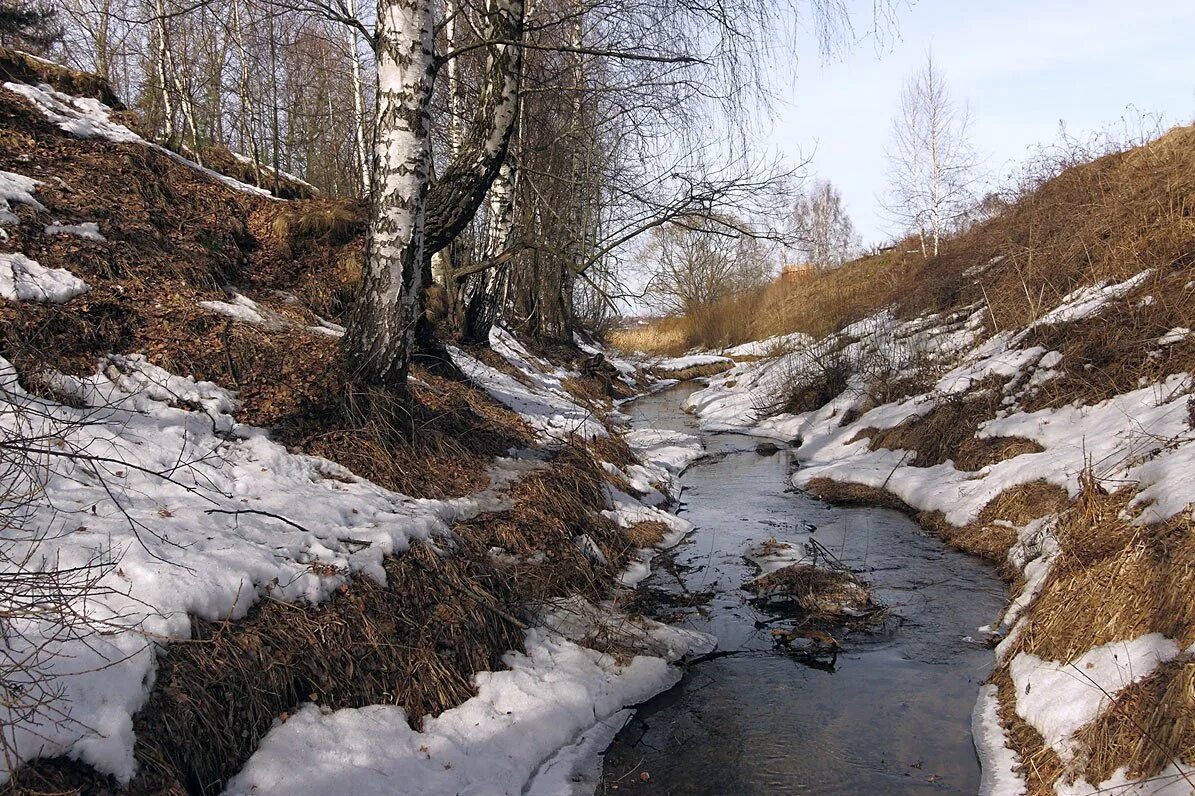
[[791, 178, 858, 268], [883, 51, 976, 258], [645, 215, 775, 316]]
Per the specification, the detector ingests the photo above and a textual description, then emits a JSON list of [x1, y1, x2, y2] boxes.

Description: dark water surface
[[598, 385, 1005, 795]]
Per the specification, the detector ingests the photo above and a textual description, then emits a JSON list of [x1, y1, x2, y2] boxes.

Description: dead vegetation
[[745, 564, 882, 623], [857, 378, 1044, 470], [805, 477, 1069, 564], [0, 73, 674, 794], [648, 359, 734, 381], [989, 477, 1195, 793]]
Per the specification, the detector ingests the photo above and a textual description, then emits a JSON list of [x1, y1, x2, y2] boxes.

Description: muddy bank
[[599, 385, 1005, 794]]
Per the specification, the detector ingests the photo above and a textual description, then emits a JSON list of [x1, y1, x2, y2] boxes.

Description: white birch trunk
[[345, 0, 436, 388], [345, 0, 372, 197]]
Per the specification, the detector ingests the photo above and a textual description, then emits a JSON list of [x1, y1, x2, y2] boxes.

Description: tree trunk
[[422, 0, 524, 256], [346, 0, 372, 197], [344, 0, 436, 390]]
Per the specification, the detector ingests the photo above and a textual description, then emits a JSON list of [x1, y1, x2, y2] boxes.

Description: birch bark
[[344, 0, 436, 388]]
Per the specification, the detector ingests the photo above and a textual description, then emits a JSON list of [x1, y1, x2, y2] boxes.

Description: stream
[[598, 384, 1006, 794]]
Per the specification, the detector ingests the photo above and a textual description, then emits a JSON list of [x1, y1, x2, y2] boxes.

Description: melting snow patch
[[1034, 271, 1151, 326], [45, 221, 105, 241], [1008, 634, 1181, 760], [0, 169, 44, 225], [446, 327, 607, 439], [972, 684, 1026, 796], [0, 251, 88, 302], [224, 607, 711, 796], [1158, 327, 1191, 346]]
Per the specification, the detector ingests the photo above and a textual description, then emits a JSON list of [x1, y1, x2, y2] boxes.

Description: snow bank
[[224, 604, 712, 796], [0, 354, 537, 782], [0, 251, 88, 302], [650, 353, 732, 375], [45, 221, 105, 241], [1008, 634, 1181, 760], [448, 327, 606, 441], [0, 169, 45, 225], [723, 331, 814, 358], [972, 685, 1025, 796]]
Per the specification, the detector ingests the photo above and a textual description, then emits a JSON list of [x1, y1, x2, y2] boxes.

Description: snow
[[723, 332, 814, 358], [1009, 634, 1181, 760], [0, 251, 88, 302], [45, 221, 105, 241], [1054, 764, 1195, 795], [4, 82, 276, 198], [1034, 271, 1152, 327], [0, 169, 45, 224], [972, 684, 1026, 796], [651, 354, 732, 374], [624, 428, 704, 477], [1158, 327, 1191, 346], [0, 354, 541, 782], [198, 294, 272, 326], [448, 328, 606, 442], [224, 605, 711, 796]]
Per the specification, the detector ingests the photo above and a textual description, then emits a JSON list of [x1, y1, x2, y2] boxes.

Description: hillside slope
[[0, 61, 708, 794], [668, 127, 1195, 795]]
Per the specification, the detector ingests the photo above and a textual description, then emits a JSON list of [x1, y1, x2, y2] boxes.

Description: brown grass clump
[[625, 521, 670, 548], [745, 564, 880, 622], [803, 478, 915, 515], [270, 199, 364, 249], [920, 480, 1070, 562], [1006, 482, 1195, 664], [1073, 657, 1195, 787]]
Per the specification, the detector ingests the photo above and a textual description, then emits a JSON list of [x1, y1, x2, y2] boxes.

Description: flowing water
[[598, 384, 1005, 795]]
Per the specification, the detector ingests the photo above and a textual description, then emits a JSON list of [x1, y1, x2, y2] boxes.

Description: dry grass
[[806, 477, 1068, 564], [986, 477, 1195, 793], [1074, 657, 1195, 787], [610, 252, 903, 356], [1006, 482, 1195, 664], [745, 564, 881, 622], [270, 199, 364, 248], [625, 521, 670, 548], [648, 360, 734, 381], [858, 379, 1045, 471]]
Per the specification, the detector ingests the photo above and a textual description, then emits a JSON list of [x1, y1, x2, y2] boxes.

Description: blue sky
[[768, 0, 1195, 245]]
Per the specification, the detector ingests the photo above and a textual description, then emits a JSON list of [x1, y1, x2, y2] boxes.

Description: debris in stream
[[755, 441, 781, 455], [745, 563, 884, 622]]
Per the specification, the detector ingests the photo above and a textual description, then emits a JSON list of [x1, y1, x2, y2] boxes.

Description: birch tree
[[792, 178, 859, 269], [343, 0, 437, 388], [883, 52, 976, 258]]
